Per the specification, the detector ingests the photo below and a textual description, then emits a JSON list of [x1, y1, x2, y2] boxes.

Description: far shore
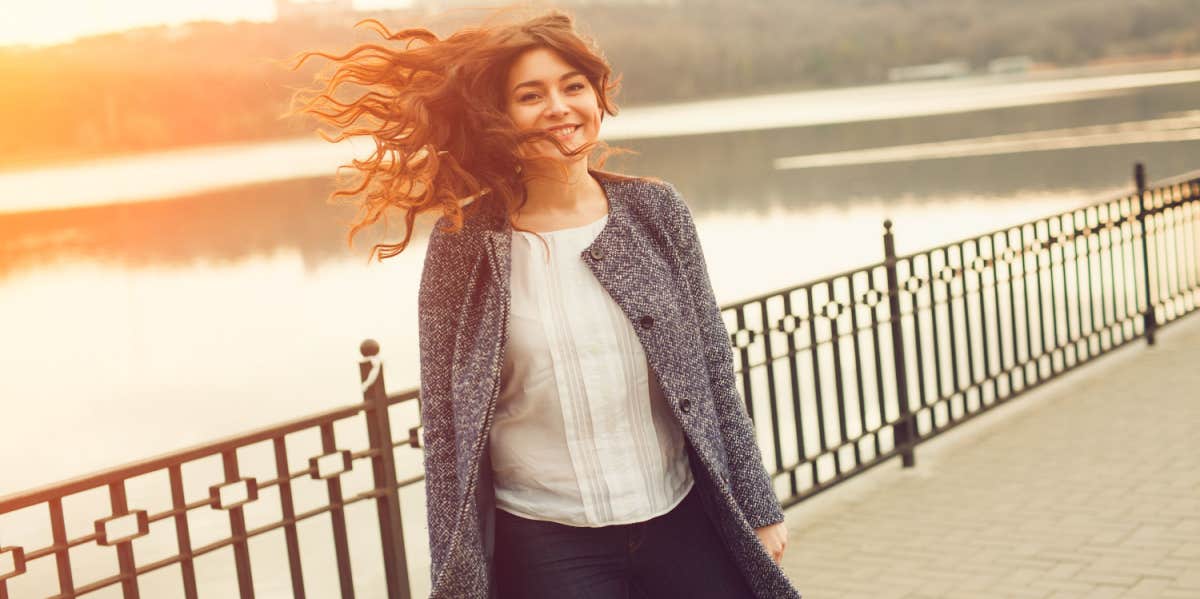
[[5, 54, 1200, 176]]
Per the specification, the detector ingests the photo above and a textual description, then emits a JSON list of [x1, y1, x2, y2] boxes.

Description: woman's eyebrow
[[511, 71, 585, 94]]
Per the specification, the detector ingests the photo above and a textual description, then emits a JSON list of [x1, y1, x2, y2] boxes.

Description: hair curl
[[287, 9, 627, 261]]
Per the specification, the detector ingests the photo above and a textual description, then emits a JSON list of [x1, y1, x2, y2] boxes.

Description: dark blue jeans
[[493, 484, 755, 599]]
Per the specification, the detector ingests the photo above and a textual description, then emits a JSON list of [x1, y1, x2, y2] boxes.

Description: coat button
[[639, 315, 654, 329], [589, 246, 603, 260], [679, 398, 691, 413]]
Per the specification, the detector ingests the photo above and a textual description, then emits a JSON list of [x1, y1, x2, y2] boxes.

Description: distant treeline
[[2, 0, 1199, 168]]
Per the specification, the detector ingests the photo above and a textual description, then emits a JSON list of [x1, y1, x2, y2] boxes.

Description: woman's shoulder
[[419, 208, 491, 303], [590, 169, 685, 214], [425, 204, 493, 258]]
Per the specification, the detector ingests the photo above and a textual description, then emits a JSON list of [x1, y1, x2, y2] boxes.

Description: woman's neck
[[518, 160, 598, 216]]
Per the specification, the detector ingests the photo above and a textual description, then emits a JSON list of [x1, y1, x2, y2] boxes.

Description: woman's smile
[[547, 124, 580, 139]]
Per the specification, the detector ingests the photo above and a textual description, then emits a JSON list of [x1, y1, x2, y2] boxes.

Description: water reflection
[[3, 78, 1199, 282], [611, 79, 1200, 211], [3, 132, 1196, 285], [603, 67, 1200, 140], [0, 178, 368, 280], [774, 113, 1200, 169]]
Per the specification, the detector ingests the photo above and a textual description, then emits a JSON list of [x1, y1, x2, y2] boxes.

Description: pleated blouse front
[[489, 213, 694, 528]]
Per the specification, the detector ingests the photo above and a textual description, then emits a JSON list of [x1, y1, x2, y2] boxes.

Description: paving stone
[[1158, 591, 1200, 599], [1169, 543, 1200, 559], [1044, 563, 1084, 579], [1121, 577, 1171, 596], [1172, 519, 1200, 534], [1067, 571, 1139, 588], [781, 317, 1200, 599], [1173, 568, 1200, 589], [1004, 585, 1055, 598], [1028, 579, 1099, 593], [1079, 587, 1127, 599]]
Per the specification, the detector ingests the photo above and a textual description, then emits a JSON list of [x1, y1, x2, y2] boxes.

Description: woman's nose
[[545, 91, 569, 116]]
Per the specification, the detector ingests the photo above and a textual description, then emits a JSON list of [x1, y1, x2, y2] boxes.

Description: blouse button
[[588, 246, 604, 260], [639, 315, 654, 329]]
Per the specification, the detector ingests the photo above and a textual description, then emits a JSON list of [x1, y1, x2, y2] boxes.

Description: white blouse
[[489, 212, 694, 527]]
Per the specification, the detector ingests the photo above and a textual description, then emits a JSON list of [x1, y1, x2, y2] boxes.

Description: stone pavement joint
[[779, 314, 1200, 598]]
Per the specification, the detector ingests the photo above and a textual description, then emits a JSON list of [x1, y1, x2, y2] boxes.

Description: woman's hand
[[754, 521, 788, 565]]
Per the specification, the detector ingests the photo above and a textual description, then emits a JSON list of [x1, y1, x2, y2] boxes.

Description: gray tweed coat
[[417, 169, 802, 599]]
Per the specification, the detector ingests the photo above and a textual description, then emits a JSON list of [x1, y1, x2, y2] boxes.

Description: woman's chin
[[530, 148, 588, 165]]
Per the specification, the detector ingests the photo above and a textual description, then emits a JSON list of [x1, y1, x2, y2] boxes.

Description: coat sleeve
[[417, 218, 468, 577], [662, 183, 786, 530]]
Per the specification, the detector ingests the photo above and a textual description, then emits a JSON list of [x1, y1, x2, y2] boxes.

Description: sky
[[0, 0, 414, 48]]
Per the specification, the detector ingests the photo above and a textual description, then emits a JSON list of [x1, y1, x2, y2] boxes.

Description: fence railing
[[1, 163, 1197, 599], [0, 347, 423, 599], [728, 163, 1198, 508]]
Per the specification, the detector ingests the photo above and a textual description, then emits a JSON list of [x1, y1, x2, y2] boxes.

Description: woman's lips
[[547, 125, 579, 139]]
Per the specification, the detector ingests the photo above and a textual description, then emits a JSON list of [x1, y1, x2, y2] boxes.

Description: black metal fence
[[1, 163, 1197, 599], [729, 163, 1198, 508], [0, 352, 422, 599]]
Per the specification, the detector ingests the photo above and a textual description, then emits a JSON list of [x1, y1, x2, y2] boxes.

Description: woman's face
[[504, 47, 602, 163]]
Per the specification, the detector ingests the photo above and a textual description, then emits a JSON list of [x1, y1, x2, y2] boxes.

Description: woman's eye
[[516, 82, 583, 103]]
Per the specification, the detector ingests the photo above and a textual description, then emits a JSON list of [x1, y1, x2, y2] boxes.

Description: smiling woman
[[289, 9, 800, 599]]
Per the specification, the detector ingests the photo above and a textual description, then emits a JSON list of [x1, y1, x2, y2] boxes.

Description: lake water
[[2, 66, 1199, 598]]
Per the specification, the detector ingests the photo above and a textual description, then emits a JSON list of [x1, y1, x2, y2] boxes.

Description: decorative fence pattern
[[1, 163, 1197, 599], [728, 163, 1198, 507], [0, 353, 421, 599]]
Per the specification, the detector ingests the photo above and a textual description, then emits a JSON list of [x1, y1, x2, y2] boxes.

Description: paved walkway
[[779, 313, 1200, 599]]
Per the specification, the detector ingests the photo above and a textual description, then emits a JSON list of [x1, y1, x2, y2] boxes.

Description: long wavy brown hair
[[288, 9, 628, 261]]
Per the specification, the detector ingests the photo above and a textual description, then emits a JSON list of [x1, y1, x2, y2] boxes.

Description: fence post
[[359, 339, 411, 599], [882, 220, 916, 468], [1134, 163, 1158, 346]]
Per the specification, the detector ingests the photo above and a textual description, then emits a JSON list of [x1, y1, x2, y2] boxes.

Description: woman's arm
[[416, 218, 468, 576], [662, 183, 786, 530]]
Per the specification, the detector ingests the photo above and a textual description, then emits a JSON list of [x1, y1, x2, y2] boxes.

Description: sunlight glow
[[0, 0, 414, 48]]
